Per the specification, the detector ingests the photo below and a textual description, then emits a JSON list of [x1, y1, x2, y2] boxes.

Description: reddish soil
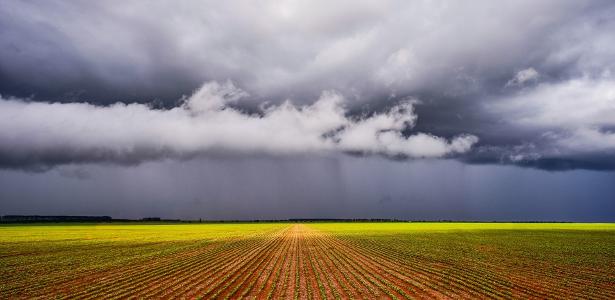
[[10, 224, 615, 299]]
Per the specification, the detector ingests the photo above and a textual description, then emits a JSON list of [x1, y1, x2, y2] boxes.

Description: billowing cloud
[[493, 77, 615, 129], [481, 76, 615, 169], [0, 81, 477, 169]]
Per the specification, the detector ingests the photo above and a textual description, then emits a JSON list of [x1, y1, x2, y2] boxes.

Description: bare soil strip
[[7, 224, 614, 299]]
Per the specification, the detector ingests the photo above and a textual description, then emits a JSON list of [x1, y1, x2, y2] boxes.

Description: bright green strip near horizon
[[308, 222, 615, 235], [0, 223, 289, 243], [1, 222, 614, 243]]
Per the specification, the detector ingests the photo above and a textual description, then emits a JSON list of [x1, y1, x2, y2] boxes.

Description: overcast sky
[[1, 1, 614, 220]]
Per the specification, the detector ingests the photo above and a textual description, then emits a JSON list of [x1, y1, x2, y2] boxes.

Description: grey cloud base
[[2, 157, 614, 221]]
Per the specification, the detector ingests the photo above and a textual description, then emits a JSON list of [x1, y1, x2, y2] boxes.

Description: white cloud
[[490, 76, 615, 157], [375, 48, 418, 87], [493, 77, 615, 129], [184, 81, 248, 113], [555, 128, 615, 153], [505, 68, 539, 87], [0, 81, 478, 167]]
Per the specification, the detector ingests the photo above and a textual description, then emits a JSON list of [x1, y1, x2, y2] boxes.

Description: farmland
[[1, 223, 614, 299]]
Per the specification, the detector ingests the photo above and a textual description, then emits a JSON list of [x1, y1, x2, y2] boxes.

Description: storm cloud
[[1, 0, 615, 170]]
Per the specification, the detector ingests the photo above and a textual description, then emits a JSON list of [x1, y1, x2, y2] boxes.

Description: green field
[[1, 222, 614, 298]]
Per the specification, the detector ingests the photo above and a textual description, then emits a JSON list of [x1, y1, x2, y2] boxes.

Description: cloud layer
[[1, 1, 615, 170], [0, 81, 477, 169], [2, 1, 612, 102], [480, 76, 615, 169]]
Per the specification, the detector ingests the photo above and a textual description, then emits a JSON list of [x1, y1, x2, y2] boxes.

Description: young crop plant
[[1, 222, 614, 299]]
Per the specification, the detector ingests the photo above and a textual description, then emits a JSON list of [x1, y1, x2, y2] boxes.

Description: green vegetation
[[313, 222, 615, 298], [1, 222, 614, 298]]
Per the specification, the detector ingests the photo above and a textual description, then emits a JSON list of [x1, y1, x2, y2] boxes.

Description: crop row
[[3, 223, 614, 299]]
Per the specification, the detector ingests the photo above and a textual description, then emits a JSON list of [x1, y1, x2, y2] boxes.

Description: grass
[[1, 222, 614, 298]]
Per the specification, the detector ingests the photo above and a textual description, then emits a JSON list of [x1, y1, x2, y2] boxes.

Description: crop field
[[1, 222, 614, 299]]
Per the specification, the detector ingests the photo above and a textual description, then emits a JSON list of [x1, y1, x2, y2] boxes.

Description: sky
[[1, 0, 614, 221]]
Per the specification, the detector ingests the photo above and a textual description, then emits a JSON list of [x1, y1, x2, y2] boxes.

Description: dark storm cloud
[[1, 0, 615, 170]]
